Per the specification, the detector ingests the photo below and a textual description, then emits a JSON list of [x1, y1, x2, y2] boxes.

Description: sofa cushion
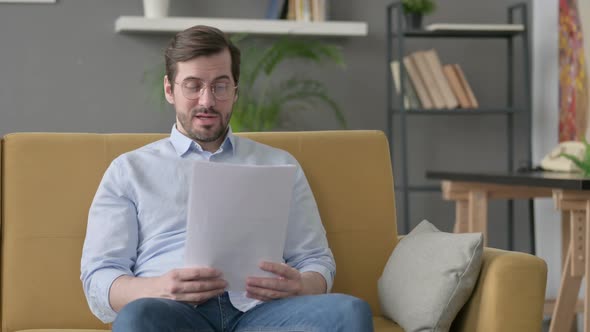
[[373, 316, 404, 332], [15, 330, 109, 332], [377, 220, 483, 332]]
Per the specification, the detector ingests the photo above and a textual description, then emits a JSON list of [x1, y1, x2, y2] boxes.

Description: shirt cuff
[[299, 264, 334, 293], [88, 268, 130, 323]]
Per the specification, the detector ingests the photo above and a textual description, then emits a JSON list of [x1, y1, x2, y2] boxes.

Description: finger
[[174, 267, 222, 281], [246, 291, 272, 302], [259, 262, 299, 280], [246, 285, 289, 301], [180, 279, 228, 294], [246, 277, 288, 292], [177, 288, 226, 304]]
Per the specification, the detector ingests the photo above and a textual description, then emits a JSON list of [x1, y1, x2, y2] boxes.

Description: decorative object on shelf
[[143, 0, 170, 18], [392, 49, 477, 110], [265, 0, 288, 20], [559, 0, 588, 142], [559, 139, 590, 176], [401, 0, 435, 30], [231, 36, 346, 132], [425, 23, 524, 32], [143, 35, 347, 132]]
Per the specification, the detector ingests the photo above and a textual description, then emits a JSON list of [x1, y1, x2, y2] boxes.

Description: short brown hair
[[164, 25, 241, 90]]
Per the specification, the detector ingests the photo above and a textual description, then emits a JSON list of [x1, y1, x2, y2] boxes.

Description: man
[[81, 25, 373, 331]]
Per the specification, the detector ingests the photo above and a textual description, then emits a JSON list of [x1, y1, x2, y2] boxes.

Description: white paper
[[184, 161, 297, 291]]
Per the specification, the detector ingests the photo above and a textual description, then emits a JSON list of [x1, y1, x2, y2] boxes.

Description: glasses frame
[[174, 79, 238, 101]]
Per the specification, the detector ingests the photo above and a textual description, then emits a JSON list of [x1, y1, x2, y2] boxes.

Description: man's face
[[164, 49, 237, 150]]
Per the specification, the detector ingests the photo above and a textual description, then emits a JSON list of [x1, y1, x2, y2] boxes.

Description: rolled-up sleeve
[[284, 162, 336, 292], [80, 158, 139, 323]]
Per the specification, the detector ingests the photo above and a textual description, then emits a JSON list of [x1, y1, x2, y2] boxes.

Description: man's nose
[[198, 87, 216, 108]]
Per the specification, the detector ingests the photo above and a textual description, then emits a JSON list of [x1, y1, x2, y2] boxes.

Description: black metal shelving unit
[[386, 3, 533, 251]]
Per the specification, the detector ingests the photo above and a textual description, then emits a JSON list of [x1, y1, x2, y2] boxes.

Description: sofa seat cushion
[[374, 316, 404, 331], [16, 330, 109, 332], [14, 318, 400, 332]]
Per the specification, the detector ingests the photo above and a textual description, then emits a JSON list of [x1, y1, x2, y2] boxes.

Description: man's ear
[[233, 87, 239, 102], [164, 75, 175, 105]]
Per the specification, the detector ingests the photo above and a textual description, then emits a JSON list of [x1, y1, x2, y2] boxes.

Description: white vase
[[143, 0, 170, 18]]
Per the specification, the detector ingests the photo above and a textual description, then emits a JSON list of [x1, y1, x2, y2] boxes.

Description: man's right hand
[[155, 267, 227, 303], [109, 267, 227, 312]]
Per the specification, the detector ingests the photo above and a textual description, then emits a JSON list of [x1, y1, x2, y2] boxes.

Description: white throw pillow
[[378, 220, 483, 332]]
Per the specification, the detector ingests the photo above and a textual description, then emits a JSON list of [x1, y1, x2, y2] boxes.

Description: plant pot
[[404, 13, 423, 30], [143, 0, 170, 18]]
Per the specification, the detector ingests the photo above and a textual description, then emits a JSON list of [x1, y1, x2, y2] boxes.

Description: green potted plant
[[402, 0, 436, 30], [144, 36, 347, 132], [561, 138, 590, 176], [231, 36, 346, 132]]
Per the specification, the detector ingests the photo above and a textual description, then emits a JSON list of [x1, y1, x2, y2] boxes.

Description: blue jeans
[[112, 292, 374, 332]]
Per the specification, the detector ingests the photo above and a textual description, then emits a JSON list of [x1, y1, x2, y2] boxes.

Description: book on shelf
[[287, 0, 296, 20], [390, 61, 421, 109], [452, 64, 479, 108], [311, 0, 327, 21], [265, 0, 288, 19], [396, 49, 480, 110], [301, 0, 312, 21], [442, 64, 471, 108], [289, 0, 328, 22], [403, 56, 433, 109], [425, 23, 525, 32], [411, 51, 446, 109], [423, 49, 459, 109], [443, 64, 471, 108]]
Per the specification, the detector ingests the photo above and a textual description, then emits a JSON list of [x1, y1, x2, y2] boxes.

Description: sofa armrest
[[452, 247, 547, 332]]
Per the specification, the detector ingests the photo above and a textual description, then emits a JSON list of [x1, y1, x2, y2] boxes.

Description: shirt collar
[[170, 124, 235, 157]]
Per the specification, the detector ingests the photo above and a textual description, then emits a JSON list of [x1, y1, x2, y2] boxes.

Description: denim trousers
[[112, 292, 374, 332]]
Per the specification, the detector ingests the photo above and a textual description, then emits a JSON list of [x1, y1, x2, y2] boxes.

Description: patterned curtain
[[559, 0, 589, 142]]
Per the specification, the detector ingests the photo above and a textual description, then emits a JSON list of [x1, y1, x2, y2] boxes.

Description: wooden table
[[426, 170, 590, 332]]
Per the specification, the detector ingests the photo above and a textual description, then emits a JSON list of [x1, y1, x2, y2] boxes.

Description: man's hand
[[246, 262, 303, 301], [109, 267, 227, 312], [155, 267, 227, 303]]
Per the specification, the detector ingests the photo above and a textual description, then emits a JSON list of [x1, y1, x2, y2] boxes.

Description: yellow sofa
[[0, 131, 546, 332]]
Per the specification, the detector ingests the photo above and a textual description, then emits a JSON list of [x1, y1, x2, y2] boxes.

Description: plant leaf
[[143, 62, 167, 111], [561, 153, 590, 175]]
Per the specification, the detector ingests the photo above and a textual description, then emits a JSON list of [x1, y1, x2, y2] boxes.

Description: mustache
[[192, 108, 221, 116]]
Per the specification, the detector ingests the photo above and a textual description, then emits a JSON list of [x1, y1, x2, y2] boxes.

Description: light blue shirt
[[80, 126, 335, 323]]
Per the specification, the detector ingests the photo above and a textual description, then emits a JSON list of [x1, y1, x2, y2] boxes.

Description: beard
[[177, 107, 231, 143]]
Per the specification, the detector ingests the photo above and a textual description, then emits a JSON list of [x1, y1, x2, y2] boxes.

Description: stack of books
[[390, 49, 478, 110], [266, 0, 329, 22]]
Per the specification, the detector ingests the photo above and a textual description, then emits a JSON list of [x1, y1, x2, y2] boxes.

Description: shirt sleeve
[[80, 158, 139, 323], [284, 161, 336, 292]]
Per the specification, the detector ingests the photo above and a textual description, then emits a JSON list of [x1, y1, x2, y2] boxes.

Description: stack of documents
[[184, 162, 297, 291]]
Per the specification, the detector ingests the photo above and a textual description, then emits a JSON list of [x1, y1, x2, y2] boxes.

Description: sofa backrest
[[0, 131, 398, 331]]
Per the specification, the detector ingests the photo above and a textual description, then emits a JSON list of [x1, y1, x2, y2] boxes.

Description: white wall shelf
[[115, 16, 368, 37]]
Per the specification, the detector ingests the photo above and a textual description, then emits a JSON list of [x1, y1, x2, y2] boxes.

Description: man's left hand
[[246, 261, 303, 301]]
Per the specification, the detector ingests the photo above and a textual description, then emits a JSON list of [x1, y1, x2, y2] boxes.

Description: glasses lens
[[182, 79, 204, 100], [212, 82, 230, 100], [180, 79, 234, 100]]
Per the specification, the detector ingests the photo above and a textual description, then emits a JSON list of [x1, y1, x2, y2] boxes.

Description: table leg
[[562, 211, 578, 332], [454, 200, 469, 233], [550, 244, 583, 332], [468, 190, 488, 246], [585, 201, 590, 331], [563, 211, 571, 269]]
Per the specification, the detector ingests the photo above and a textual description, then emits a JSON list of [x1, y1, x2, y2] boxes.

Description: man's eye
[[214, 83, 229, 93], [184, 81, 203, 91]]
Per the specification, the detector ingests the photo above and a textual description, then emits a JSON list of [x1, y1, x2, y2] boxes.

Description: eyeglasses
[[175, 79, 237, 101]]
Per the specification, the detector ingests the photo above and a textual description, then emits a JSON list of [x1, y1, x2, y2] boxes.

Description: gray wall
[[0, 0, 533, 249]]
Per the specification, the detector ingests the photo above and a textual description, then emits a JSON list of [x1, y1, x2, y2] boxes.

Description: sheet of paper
[[184, 161, 297, 291]]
